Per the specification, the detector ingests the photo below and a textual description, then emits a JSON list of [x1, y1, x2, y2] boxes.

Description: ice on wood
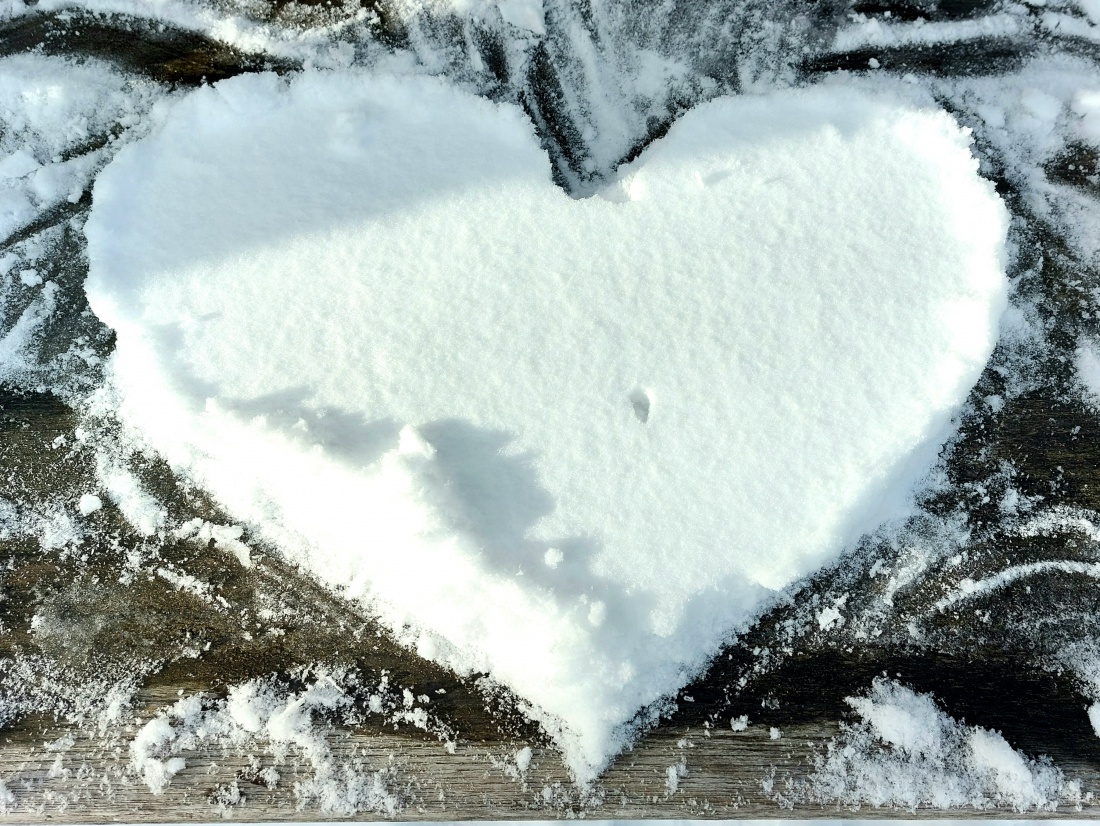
[[84, 70, 1008, 780]]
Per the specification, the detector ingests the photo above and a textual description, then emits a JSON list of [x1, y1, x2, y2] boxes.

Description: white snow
[[1078, 0, 1100, 24], [832, 14, 1024, 52], [809, 680, 1078, 810], [129, 673, 400, 814], [0, 53, 159, 241], [497, 0, 545, 33], [936, 559, 1100, 613], [1041, 9, 1100, 42], [928, 55, 1100, 267], [94, 452, 165, 537], [425, 0, 545, 30], [77, 493, 102, 516], [1077, 337, 1100, 403], [84, 70, 1008, 781], [515, 745, 533, 772], [1071, 88, 1100, 143], [1088, 702, 1100, 737], [0, 279, 60, 381]]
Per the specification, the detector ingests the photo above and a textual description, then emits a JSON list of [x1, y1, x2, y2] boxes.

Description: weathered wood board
[[4, 0, 1100, 819]]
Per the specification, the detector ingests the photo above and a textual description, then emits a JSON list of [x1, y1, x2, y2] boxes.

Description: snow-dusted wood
[[4, 3, 1100, 818]]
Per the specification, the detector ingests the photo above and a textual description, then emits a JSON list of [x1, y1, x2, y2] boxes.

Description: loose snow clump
[[129, 673, 400, 814], [808, 680, 1078, 811]]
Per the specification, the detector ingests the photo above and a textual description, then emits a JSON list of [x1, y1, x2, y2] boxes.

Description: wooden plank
[[4, 5, 1100, 818], [2, 698, 1095, 821]]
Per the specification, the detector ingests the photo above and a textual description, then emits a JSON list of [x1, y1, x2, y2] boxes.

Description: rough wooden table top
[[4, 0, 1100, 819]]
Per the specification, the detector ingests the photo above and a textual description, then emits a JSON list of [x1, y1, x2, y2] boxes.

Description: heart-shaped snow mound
[[84, 70, 1008, 780]]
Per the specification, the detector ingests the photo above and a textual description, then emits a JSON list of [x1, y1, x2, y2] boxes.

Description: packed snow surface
[[84, 70, 1008, 780]]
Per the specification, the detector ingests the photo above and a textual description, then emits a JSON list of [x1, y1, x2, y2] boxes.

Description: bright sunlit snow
[[83, 69, 1008, 780]]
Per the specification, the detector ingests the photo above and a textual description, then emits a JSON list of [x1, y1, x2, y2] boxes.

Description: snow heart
[[85, 70, 1008, 781]]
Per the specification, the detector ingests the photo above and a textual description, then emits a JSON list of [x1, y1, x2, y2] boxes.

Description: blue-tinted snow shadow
[[211, 390, 668, 641], [413, 419, 661, 626], [222, 385, 403, 469]]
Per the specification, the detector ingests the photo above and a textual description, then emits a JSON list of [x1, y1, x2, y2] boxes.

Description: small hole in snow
[[629, 388, 651, 424]]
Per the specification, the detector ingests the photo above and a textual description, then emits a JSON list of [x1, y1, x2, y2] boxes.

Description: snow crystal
[[665, 762, 683, 794], [131, 715, 187, 793], [175, 518, 251, 567], [37, 506, 80, 551], [817, 595, 848, 631], [156, 566, 214, 601], [84, 70, 1008, 780]]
